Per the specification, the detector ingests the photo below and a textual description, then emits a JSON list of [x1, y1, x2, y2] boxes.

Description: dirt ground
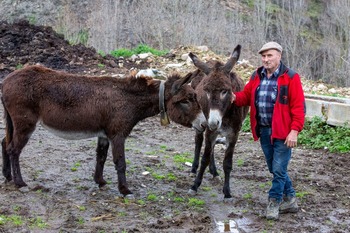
[[0, 20, 349, 233]]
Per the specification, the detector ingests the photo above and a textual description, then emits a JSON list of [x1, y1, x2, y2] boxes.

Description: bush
[[298, 117, 350, 153], [241, 115, 350, 153], [110, 44, 168, 58]]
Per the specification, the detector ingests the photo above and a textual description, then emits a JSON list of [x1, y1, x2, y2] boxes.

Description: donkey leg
[[94, 137, 109, 187], [191, 131, 204, 174], [9, 119, 37, 187], [222, 135, 238, 200], [209, 149, 219, 178], [111, 137, 133, 198], [189, 131, 217, 194], [189, 150, 210, 194], [2, 138, 12, 181], [222, 147, 234, 200]]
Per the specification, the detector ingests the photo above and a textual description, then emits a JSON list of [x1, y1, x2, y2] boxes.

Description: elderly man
[[232, 42, 305, 220]]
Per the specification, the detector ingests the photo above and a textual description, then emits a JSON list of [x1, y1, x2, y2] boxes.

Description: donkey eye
[[180, 100, 191, 105], [220, 90, 228, 99], [180, 100, 191, 109]]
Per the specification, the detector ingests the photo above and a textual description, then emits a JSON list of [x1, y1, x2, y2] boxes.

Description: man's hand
[[231, 92, 236, 103], [285, 130, 299, 148]]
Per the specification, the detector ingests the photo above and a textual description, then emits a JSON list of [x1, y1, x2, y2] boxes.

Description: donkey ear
[[223, 44, 241, 74], [189, 52, 210, 75], [171, 72, 193, 94]]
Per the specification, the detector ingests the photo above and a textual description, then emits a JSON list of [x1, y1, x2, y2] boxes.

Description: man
[[232, 41, 305, 220]]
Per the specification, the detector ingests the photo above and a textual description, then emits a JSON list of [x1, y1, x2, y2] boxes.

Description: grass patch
[[29, 217, 48, 229], [71, 161, 81, 172], [242, 114, 350, 153], [299, 116, 350, 153], [166, 173, 177, 181], [0, 214, 46, 228], [236, 158, 244, 167], [243, 193, 252, 199], [147, 194, 158, 201], [173, 152, 192, 164], [296, 191, 309, 198], [174, 197, 185, 203], [110, 44, 168, 58], [188, 198, 205, 207], [152, 173, 165, 180]]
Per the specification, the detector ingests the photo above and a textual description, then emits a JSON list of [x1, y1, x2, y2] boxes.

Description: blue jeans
[[260, 127, 295, 202]]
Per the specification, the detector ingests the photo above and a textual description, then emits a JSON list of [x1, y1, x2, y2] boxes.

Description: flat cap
[[258, 41, 283, 54]]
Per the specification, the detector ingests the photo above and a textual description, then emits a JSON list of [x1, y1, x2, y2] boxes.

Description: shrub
[[299, 117, 350, 153], [110, 44, 168, 58]]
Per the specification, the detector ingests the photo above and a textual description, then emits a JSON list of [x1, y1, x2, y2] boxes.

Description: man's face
[[260, 49, 281, 72]]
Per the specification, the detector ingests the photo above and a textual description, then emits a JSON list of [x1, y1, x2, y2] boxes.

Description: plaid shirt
[[256, 66, 280, 126]]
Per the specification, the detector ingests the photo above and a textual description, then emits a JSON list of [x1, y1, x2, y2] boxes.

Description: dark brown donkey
[[187, 45, 249, 201], [1, 65, 206, 198]]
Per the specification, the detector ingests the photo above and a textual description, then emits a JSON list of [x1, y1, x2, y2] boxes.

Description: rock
[[197, 45, 209, 52]]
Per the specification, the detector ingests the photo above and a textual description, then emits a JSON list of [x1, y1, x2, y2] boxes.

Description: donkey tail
[[1, 97, 13, 145]]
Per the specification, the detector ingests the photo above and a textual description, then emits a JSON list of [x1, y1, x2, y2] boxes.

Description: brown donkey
[[1, 65, 206, 198], [187, 45, 249, 201]]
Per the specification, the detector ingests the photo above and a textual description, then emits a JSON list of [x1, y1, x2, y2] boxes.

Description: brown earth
[[0, 20, 349, 233]]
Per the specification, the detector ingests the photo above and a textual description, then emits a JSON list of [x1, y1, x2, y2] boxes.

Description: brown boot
[[266, 198, 280, 220], [279, 196, 299, 214]]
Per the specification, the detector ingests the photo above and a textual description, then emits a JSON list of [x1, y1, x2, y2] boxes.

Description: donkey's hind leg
[[8, 119, 37, 187], [94, 137, 109, 187], [2, 138, 12, 182]]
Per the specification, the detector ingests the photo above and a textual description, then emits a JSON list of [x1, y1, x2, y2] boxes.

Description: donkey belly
[[40, 121, 106, 140]]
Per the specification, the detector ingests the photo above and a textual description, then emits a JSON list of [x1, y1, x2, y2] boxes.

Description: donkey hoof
[[223, 197, 233, 203], [99, 185, 109, 191], [125, 194, 135, 200], [15, 181, 28, 188], [187, 189, 197, 196], [214, 176, 222, 182], [19, 186, 30, 193]]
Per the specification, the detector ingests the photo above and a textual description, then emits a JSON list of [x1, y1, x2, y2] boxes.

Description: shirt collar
[[262, 63, 281, 79]]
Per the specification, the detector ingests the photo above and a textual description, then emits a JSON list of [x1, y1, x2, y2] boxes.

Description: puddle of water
[[215, 219, 239, 233]]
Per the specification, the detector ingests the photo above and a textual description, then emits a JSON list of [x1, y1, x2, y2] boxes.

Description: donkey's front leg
[[222, 141, 235, 201], [94, 137, 109, 187], [191, 131, 204, 175], [111, 137, 133, 198], [208, 149, 219, 178], [189, 131, 217, 195]]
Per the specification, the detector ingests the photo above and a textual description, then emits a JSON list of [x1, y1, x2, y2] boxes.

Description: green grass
[[236, 158, 244, 167], [173, 152, 192, 164], [147, 194, 158, 201], [296, 191, 310, 199], [110, 44, 168, 58], [242, 114, 350, 153], [29, 217, 48, 229], [0, 214, 45, 228], [166, 173, 177, 181], [243, 193, 252, 199], [241, 114, 250, 132], [299, 116, 350, 153], [188, 198, 205, 207], [174, 197, 185, 203]]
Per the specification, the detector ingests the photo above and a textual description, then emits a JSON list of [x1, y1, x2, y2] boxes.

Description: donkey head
[[164, 73, 207, 132], [188, 45, 241, 131]]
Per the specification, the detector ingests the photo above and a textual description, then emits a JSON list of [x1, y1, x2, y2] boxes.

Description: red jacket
[[235, 63, 306, 141]]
